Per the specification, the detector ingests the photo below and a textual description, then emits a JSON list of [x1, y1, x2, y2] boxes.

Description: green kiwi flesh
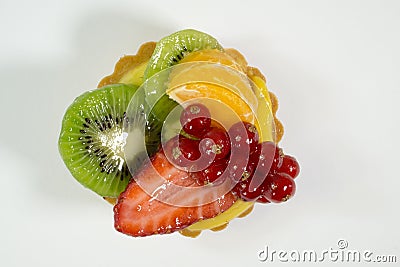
[[143, 29, 223, 121], [58, 84, 161, 197], [144, 29, 223, 80]]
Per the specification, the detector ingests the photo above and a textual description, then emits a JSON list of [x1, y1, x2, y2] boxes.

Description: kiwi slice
[[144, 29, 223, 80], [143, 29, 223, 121], [58, 84, 161, 197]]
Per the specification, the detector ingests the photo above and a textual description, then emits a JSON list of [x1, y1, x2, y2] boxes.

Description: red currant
[[228, 121, 259, 153], [278, 155, 300, 179], [178, 136, 201, 161], [262, 173, 296, 203], [180, 103, 211, 138], [232, 170, 265, 201], [256, 195, 271, 204], [239, 180, 265, 201], [228, 151, 258, 183], [253, 142, 283, 177], [198, 158, 228, 185], [231, 156, 265, 201], [200, 127, 231, 162], [163, 135, 200, 169]]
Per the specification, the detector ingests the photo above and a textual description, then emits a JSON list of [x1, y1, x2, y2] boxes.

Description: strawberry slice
[[114, 150, 237, 237]]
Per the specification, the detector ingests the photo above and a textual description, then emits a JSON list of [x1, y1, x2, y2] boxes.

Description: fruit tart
[[58, 29, 300, 238]]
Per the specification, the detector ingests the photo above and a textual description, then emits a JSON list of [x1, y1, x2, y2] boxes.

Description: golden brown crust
[[103, 197, 117, 205], [179, 228, 202, 238], [237, 204, 254, 218], [268, 92, 284, 142], [269, 91, 279, 114], [97, 42, 156, 88], [210, 222, 229, 232]]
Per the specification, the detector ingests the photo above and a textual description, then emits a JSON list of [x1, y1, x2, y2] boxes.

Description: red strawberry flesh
[[114, 150, 237, 237]]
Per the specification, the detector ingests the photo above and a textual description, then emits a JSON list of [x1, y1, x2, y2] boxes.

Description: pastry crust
[[98, 42, 156, 88]]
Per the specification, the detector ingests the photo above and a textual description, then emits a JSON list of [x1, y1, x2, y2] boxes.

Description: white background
[[1, 0, 399, 266]]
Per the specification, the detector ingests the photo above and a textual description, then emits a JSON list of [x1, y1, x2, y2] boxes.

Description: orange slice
[[167, 82, 255, 128], [179, 49, 245, 72]]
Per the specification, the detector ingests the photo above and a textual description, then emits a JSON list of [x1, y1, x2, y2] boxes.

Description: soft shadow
[[0, 8, 173, 204]]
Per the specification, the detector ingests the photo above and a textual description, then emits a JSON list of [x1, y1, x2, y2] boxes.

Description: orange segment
[[180, 49, 245, 72], [167, 62, 274, 142], [167, 82, 254, 128]]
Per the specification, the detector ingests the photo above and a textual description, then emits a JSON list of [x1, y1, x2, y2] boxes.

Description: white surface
[[1, 0, 399, 266]]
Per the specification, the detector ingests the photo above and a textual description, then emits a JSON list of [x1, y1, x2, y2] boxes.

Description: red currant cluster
[[164, 103, 300, 204]]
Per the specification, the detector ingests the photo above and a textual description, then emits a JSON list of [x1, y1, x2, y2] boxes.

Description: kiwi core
[[97, 126, 126, 168]]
